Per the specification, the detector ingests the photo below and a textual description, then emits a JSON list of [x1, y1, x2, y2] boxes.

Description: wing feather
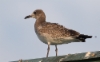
[[38, 22, 80, 38]]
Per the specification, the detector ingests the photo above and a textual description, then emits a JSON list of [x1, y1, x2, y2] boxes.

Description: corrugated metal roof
[[11, 51, 100, 62]]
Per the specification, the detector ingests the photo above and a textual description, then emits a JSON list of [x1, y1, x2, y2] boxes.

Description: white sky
[[0, 0, 100, 62]]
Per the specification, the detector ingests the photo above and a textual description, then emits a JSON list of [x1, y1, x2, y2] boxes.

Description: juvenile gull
[[24, 9, 92, 57]]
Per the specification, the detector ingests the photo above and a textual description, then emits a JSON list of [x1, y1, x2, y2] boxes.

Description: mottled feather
[[35, 22, 80, 45], [38, 22, 80, 37]]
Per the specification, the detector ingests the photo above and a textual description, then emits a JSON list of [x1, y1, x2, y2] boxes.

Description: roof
[[11, 51, 100, 62]]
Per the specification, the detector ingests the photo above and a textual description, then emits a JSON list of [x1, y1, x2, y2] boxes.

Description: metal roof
[[11, 51, 100, 62]]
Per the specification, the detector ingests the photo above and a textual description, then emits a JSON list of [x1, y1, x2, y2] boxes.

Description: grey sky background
[[0, 0, 100, 62]]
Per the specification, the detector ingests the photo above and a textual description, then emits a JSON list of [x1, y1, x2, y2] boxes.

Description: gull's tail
[[76, 34, 92, 42]]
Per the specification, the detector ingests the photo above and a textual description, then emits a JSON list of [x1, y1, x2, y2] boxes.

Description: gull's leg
[[55, 45, 58, 57], [46, 42, 50, 57]]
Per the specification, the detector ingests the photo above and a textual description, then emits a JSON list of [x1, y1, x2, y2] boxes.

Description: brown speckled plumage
[[25, 9, 92, 57], [39, 22, 79, 37], [37, 22, 79, 40]]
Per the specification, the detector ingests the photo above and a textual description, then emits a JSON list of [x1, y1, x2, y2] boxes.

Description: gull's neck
[[34, 17, 46, 29]]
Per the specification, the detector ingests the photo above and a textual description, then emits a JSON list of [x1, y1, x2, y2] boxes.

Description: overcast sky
[[0, 0, 100, 62]]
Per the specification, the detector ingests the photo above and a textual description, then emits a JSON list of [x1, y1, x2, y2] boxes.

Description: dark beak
[[24, 15, 32, 19]]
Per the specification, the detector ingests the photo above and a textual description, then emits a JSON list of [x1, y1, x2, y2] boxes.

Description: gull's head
[[24, 9, 46, 19]]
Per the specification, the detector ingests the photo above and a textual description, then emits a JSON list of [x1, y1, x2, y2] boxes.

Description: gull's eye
[[33, 12, 36, 14]]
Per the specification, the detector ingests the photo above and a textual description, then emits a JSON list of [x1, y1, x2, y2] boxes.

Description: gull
[[24, 9, 92, 57]]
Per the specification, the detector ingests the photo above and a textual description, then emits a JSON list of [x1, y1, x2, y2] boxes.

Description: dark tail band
[[76, 34, 92, 42]]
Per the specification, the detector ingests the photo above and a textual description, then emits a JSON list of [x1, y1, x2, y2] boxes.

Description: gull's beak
[[24, 15, 32, 19], [24, 13, 35, 19]]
